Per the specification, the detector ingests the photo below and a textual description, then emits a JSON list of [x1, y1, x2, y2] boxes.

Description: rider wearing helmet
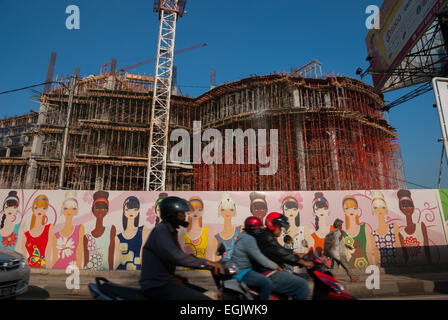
[[251, 212, 313, 300], [140, 196, 224, 300], [231, 216, 282, 300]]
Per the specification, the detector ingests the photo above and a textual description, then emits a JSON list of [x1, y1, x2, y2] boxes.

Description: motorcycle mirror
[[217, 243, 226, 256]]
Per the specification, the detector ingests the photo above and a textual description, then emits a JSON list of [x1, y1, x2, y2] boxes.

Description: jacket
[[252, 229, 300, 273], [139, 222, 208, 290], [231, 231, 279, 271]]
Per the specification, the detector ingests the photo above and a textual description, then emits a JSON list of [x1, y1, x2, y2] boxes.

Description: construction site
[[0, 65, 405, 191], [0, 1, 406, 192]]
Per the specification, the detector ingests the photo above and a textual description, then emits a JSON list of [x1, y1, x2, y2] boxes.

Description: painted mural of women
[[211, 192, 241, 261], [84, 191, 116, 270], [180, 196, 211, 261], [280, 196, 312, 254], [310, 192, 333, 267], [397, 189, 431, 265], [342, 195, 377, 269], [154, 192, 168, 225], [370, 191, 401, 267], [0, 191, 21, 250], [310, 193, 333, 253], [249, 192, 268, 223], [0, 191, 20, 250], [51, 191, 85, 269], [116, 196, 149, 270], [22, 195, 54, 269]]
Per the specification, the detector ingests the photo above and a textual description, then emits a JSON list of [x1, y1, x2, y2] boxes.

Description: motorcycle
[[303, 248, 356, 300], [87, 244, 239, 300], [220, 247, 356, 300]]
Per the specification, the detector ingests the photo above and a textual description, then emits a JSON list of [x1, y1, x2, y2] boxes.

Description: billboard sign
[[366, 0, 448, 91], [433, 77, 448, 164]]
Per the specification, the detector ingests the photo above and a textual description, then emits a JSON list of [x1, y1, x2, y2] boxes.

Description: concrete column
[[294, 115, 307, 190], [25, 158, 37, 189], [329, 129, 341, 190], [95, 165, 104, 190], [376, 150, 385, 189]]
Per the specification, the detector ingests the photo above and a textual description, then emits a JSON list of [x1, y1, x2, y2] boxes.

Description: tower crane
[[146, 0, 187, 191], [102, 42, 206, 74]]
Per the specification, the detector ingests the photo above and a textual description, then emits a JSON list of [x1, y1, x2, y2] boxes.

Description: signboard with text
[[366, 0, 448, 91]]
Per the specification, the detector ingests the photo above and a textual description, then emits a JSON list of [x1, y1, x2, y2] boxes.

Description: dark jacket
[[252, 229, 301, 273], [140, 222, 208, 290]]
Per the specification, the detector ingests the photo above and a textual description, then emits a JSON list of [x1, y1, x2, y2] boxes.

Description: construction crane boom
[[115, 42, 206, 73]]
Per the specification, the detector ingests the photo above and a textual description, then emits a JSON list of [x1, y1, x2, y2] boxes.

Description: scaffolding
[[0, 72, 405, 192], [193, 74, 405, 191]]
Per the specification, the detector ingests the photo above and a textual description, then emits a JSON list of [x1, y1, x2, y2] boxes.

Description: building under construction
[[0, 70, 405, 191]]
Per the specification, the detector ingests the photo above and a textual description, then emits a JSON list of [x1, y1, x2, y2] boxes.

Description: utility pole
[[58, 67, 79, 189]]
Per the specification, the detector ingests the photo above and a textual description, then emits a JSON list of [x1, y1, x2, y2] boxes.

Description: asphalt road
[[9, 269, 448, 300]]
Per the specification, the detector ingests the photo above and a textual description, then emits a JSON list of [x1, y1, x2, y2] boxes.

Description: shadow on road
[[16, 286, 50, 300]]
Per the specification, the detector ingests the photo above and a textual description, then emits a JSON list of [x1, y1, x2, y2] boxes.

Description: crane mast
[[146, 0, 186, 191]]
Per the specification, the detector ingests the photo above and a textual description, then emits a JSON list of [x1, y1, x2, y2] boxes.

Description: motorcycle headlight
[[20, 257, 26, 268], [333, 282, 344, 293], [224, 261, 239, 275], [227, 266, 239, 275]]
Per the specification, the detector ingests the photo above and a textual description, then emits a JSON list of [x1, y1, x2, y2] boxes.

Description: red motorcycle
[[304, 248, 355, 300], [222, 247, 356, 300]]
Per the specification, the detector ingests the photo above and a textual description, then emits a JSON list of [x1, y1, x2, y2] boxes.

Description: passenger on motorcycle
[[140, 196, 224, 300], [252, 212, 314, 300], [231, 216, 283, 300]]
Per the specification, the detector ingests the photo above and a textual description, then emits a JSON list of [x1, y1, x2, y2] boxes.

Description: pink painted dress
[[53, 225, 81, 269]]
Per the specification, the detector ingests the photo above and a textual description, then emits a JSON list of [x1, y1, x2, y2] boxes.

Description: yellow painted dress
[[182, 226, 209, 259]]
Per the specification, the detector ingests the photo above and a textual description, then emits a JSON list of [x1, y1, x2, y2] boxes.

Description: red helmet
[[265, 212, 290, 231], [244, 216, 263, 230]]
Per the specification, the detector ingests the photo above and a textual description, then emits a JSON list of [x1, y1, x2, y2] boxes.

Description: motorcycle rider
[[140, 196, 224, 300], [252, 212, 313, 300], [231, 216, 283, 300]]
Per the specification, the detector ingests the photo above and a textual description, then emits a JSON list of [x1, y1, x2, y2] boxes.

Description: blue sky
[[0, 0, 446, 189]]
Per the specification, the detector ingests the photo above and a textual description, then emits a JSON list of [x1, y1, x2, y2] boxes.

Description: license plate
[[0, 286, 16, 297]]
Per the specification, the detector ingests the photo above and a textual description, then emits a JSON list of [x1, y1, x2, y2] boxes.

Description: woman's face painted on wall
[[343, 205, 359, 217], [33, 205, 48, 217], [400, 200, 414, 216], [62, 205, 78, 217], [251, 203, 267, 220], [124, 207, 139, 220], [314, 206, 329, 218], [284, 207, 299, 219], [93, 203, 108, 219], [372, 201, 387, 216], [220, 206, 236, 220], [4, 204, 18, 216], [188, 206, 203, 220]]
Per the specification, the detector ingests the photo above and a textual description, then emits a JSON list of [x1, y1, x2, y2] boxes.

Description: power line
[[0, 81, 61, 96]]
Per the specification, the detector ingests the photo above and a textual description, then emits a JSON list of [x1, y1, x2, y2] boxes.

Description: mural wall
[[0, 189, 447, 270]]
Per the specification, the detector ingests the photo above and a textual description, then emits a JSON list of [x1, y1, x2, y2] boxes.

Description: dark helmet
[[159, 196, 192, 228], [265, 212, 290, 232], [244, 216, 263, 231]]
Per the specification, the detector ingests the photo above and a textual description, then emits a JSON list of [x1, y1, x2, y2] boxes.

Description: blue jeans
[[269, 271, 310, 300], [242, 270, 273, 300]]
